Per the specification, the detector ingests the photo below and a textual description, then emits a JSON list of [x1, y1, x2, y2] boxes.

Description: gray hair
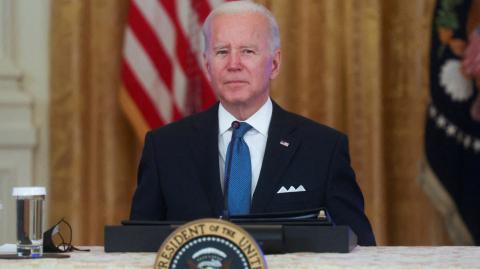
[[202, 1, 280, 53]]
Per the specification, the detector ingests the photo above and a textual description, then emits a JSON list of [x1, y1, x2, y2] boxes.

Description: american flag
[[120, 0, 224, 139]]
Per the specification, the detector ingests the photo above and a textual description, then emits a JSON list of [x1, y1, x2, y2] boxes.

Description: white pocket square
[[277, 185, 306, 193]]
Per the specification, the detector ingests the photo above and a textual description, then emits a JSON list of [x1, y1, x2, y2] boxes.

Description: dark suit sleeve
[[326, 134, 376, 246], [130, 131, 166, 220]]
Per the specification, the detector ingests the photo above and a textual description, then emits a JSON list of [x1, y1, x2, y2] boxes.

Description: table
[[0, 246, 479, 268]]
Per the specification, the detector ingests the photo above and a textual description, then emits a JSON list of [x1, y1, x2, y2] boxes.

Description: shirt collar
[[218, 98, 272, 137]]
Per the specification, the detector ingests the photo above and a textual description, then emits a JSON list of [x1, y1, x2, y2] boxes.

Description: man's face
[[204, 12, 281, 111]]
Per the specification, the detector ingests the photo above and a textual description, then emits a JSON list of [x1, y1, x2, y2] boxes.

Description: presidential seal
[[154, 218, 267, 269]]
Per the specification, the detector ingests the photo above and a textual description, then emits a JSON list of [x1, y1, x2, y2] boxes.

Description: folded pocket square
[[277, 185, 306, 193]]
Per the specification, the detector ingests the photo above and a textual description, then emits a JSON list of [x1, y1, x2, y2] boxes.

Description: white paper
[[0, 243, 16, 253]]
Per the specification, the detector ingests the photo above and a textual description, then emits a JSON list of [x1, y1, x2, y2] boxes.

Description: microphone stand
[[221, 121, 240, 221]]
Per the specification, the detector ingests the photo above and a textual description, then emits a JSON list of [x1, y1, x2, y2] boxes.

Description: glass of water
[[12, 187, 46, 257]]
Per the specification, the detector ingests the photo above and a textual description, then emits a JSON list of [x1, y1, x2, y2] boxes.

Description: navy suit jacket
[[130, 101, 376, 246]]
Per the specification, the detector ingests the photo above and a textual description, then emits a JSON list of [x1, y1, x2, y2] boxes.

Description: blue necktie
[[225, 122, 253, 215]]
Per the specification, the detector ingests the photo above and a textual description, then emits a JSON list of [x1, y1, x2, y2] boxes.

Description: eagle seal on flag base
[[420, 0, 480, 245]]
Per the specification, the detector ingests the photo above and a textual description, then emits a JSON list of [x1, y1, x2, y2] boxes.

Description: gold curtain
[[50, 0, 451, 245], [258, 0, 451, 245], [49, 0, 138, 244]]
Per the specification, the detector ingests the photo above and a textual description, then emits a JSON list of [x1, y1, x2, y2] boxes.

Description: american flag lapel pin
[[280, 140, 290, 147]]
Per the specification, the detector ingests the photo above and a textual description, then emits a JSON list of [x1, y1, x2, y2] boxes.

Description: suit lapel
[[251, 102, 300, 213], [189, 103, 224, 217]]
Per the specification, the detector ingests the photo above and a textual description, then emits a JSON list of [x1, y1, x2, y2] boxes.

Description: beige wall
[[0, 0, 50, 244]]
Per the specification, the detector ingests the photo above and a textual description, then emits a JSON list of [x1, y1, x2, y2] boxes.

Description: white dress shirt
[[218, 98, 272, 197]]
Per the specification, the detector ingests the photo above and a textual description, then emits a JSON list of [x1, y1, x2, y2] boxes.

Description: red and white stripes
[[121, 0, 224, 135]]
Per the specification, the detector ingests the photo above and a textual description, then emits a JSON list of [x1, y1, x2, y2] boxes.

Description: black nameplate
[[104, 223, 357, 254]]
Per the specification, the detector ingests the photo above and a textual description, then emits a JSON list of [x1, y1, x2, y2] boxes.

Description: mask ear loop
[[42, 218, 64, 253], [61, 219, 90, 252], [43, 218, 90, 253]]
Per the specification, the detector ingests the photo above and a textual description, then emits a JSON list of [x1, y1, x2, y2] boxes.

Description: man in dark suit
[[130, 1, 375, 246]]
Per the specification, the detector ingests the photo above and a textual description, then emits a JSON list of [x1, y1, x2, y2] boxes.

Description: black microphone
[[221, 121, 240, 220]]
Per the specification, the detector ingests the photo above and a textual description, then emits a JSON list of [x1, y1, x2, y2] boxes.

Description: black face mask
[[43, 218, 89, 253]]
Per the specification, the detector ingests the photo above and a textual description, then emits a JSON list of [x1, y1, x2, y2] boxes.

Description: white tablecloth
[[1, 246, 479, 269]]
